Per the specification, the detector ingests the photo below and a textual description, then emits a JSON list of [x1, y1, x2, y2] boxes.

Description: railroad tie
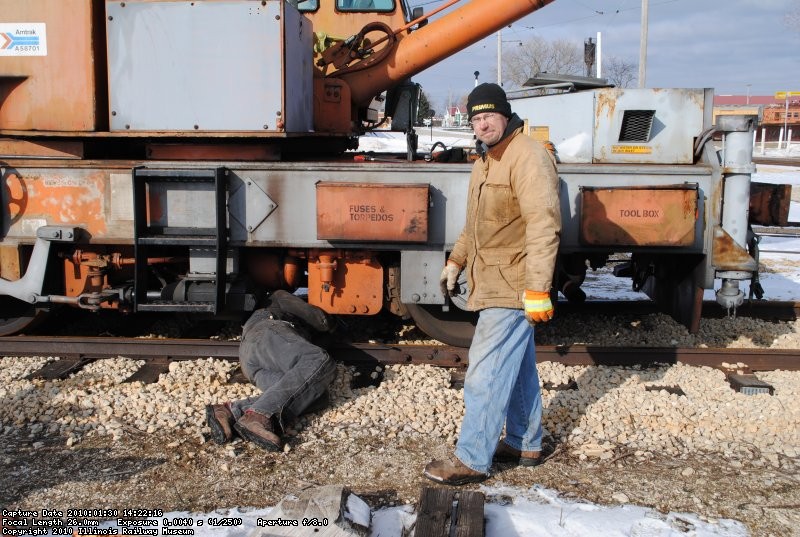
[[25, 357, 95, 381], [415, 486, 485, 537], [123, 356, 172, 384]]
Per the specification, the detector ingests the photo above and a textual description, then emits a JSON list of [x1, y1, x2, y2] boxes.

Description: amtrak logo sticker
[[0, 24, 47, 56]]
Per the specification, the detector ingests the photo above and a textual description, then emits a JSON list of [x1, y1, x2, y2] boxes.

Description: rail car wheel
[[404, 303, 476, 348], [0, 297, 48, 336]]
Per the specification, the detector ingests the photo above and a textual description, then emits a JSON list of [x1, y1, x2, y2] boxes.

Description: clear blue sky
[[411, 0, 799, 111]]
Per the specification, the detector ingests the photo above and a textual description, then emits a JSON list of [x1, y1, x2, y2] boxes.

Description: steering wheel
[[2, 167, 27, 227]]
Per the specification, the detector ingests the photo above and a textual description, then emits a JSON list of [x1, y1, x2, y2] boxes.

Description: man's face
[[470, 112, 509, 146]]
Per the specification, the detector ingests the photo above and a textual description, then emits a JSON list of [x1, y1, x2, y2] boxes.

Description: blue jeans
[[229, 314, 336, 427], [455, 307, 542, 474]]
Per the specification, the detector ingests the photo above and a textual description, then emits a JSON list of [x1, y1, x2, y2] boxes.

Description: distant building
[[713, 95, 800, 143], [442, 105, 467, 128]]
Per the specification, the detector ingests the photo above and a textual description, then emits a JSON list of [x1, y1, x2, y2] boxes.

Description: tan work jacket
[[449, 126, 561, 311]]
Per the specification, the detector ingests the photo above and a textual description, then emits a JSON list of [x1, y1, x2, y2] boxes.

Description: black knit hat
[[467, 83, 512, 120]]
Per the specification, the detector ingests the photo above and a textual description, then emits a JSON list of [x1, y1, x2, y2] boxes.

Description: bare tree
[[439, 91, 469, 114], [603, 56, 637, 88], [502, 37, 584, 88], [787, 7, 800, 34]]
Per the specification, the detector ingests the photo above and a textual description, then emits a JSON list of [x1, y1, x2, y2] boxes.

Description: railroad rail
[[753, 157, 800, 167], [558, 300, 800, 321], [20, 299, 800, 338], [751, 225, 800, 238], [1, 337, 798, 383]]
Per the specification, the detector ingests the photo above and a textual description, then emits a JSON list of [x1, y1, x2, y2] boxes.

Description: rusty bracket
[[711, 226, 757, 272]]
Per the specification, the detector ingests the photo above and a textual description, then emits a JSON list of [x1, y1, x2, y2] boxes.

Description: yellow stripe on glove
[[523, 290, 554, 324]]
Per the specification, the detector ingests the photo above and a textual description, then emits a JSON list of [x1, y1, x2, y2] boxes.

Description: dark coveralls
[[228, 290, 337, 426]]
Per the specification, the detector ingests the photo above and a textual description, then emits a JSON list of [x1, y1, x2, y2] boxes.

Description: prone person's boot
[[234, 410, 283, 452], [205, 403, 235, 444]]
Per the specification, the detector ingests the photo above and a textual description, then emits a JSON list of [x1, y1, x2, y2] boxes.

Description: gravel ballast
[[1, 311, 800, 536]]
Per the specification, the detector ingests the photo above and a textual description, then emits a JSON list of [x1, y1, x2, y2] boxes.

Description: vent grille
[[619, 110, 655, 142]]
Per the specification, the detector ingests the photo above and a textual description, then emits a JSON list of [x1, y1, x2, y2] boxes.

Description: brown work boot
[[493, 440, 542, 467], [205, 403, 235, 445], [423, 457, 488, 486], [234, 410, 283, 452]]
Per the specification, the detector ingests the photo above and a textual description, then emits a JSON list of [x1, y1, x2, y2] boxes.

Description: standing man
[[206, 290, 337, 452], [423, 83, 561, 485]]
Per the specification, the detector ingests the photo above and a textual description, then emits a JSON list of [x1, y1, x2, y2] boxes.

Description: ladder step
[[136, 302, 216, 313], [133, 166, 227, 315], [137, 236, 217, 246], [135, 168, 219, 181]]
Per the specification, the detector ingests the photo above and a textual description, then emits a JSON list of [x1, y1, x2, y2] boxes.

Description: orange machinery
[[0, 0, 556, 341], [0, 0, 553, 139]]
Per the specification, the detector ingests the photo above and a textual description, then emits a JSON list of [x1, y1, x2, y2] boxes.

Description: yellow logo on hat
[[471, 103, 496, 113]]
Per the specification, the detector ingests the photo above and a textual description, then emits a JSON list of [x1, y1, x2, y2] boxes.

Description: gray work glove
[[439, 261, 461, 297]]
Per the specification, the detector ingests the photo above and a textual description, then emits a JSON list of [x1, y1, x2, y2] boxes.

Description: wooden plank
[[0, 245, 21, 280], [416, 487, 455, 537], [750, 183, 792, 226], [416, 487, 485, 537], [454, 490, 485, 537]]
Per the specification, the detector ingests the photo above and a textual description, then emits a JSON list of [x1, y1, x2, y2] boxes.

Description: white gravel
[[534, 312, 800, 349], [1, 346, 798, 471]]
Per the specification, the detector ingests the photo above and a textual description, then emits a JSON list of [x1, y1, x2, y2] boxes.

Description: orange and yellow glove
[[439, 261, 461, 297], [523, 290, 554, 324]]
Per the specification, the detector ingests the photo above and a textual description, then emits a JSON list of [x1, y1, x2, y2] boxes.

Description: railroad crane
[[0, 0, 766, 345]]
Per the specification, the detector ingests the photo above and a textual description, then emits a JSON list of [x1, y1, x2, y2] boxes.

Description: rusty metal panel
[[510, 89, 709, 164], [711, 226, 757, 271], [313, 78, 352, 133], [307, 254, 383, 315], [593, 88, 706, 164], [0, 245, 21, 280], [749, 183, 791, 226], [0, 0, 105, 131], [316, 182, 429, 242], [580, 186, 697, 246], [4, 168, 110, 237]]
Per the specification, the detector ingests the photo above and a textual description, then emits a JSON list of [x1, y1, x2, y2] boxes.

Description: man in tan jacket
[[423, 83, 561, 485]]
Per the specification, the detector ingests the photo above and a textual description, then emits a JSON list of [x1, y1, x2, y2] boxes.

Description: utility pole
[[596, 31, 602, 78], [497, 30, 502, 85], [784, 94, 790, 149], [638, 0, 648, 88]]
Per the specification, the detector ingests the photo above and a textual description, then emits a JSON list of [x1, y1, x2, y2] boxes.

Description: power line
[[410, 0, 457, 8], [410, 0, 685, 27], [523, 0, 684, 31], [572, 0, 606, 15]]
